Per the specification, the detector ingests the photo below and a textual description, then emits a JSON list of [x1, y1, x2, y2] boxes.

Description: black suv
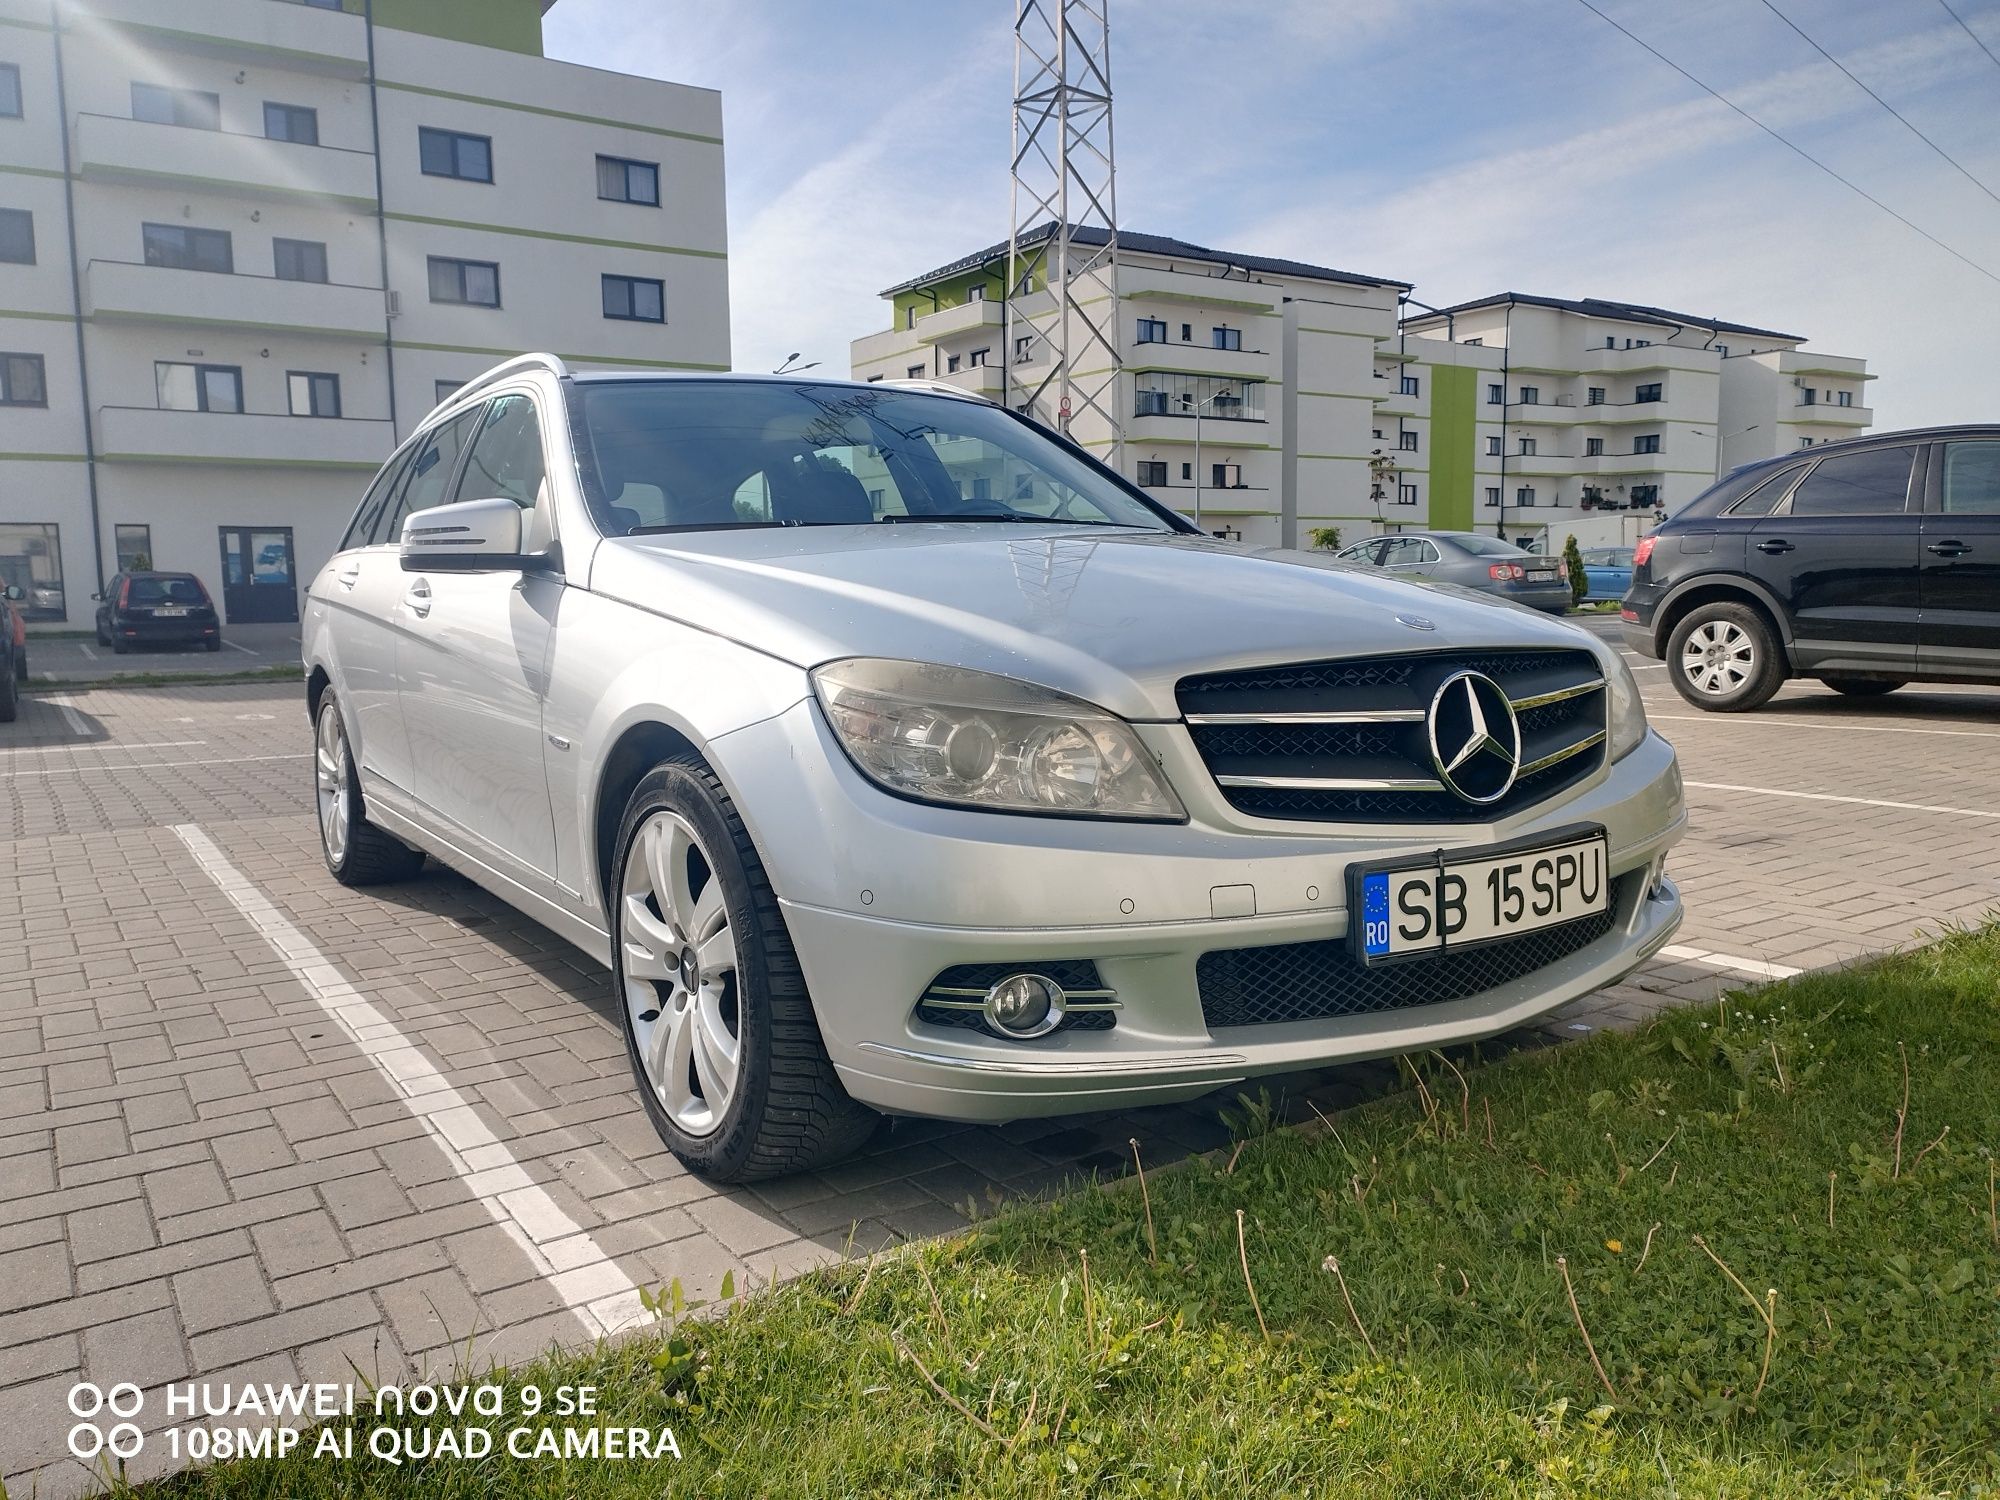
[[1623, 425, 2000, 711]]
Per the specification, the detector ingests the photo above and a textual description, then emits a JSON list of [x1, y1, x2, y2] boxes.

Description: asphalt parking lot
[[22, 623, 302, 686], [3, 616, 1998, 1492]]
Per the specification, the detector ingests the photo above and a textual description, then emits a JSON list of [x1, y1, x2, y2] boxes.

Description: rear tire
[[610, 756, 878, 1183], [206, 636, 223, 653], [1666, 602, 1785, 712], [0, 661, 16, 723], [111, 636, 129, 655], [314, 690, 424, 886], [1820, 676, 1904, 698]]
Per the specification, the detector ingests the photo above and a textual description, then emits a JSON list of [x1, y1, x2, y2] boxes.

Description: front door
[[1920, 438, 2000, 676], [218, 526, 298, 623], [1749, 443, 1921, 677]]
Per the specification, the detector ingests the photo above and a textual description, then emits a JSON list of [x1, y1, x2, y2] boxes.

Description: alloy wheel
[[1681, 619, 1755, 696], [315, 704, 351, 865], [619, 810, 742, 1137]]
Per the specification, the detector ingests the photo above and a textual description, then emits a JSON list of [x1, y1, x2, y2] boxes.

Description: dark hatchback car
[[0, 584, 24, 721], [94, 571, 223, 654], [1624, 425, 2000, 710]]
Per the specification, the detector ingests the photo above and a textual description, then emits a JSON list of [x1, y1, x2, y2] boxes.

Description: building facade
[[0, 0, 727, 631]]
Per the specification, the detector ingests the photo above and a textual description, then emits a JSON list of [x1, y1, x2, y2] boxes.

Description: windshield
[[569, 380, 1181, 535], [1449, 534, 1528, 557], [128, 576, 207, 605]]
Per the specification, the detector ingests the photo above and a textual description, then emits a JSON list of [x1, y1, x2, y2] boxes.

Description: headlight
[[1590, 639, 1649, 760], [811, 658, 1185, 821]]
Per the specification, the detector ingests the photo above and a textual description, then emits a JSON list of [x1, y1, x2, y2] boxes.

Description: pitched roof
[[879, 222, 1409, 297], [1400, 291, 1800, 342]]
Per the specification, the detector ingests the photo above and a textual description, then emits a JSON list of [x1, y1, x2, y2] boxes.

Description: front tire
[[1820, 676, 1904, 698], [611, 758, 877, 1182], [1666, 602, 1785, 712], [314, 691, 424, 885]]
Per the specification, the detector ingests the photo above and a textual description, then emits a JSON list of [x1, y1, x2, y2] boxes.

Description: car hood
[[590, 524, 1595, 721]]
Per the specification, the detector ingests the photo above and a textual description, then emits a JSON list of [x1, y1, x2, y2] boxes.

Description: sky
[[543, 0, 2000, 431]]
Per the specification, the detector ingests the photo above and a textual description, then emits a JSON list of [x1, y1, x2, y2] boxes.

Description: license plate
[[1353, 828, 1609, 964], [1525, 569, 1556, 582], [154, 607, 190, 617]]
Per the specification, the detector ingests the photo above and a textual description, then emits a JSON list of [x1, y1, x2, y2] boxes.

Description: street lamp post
[[773, 352, 820, 375], [1187, 384, 1240, 532]]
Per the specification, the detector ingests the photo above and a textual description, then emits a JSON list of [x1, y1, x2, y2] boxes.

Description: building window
[[1136, 461, 1168, 487], [1397, 483, 1418, 505], [1179, 323, 1192, 341], [0, 351, 44, 406], [1632, 484, 1660, 505], [904, 305, 917, 330], [131, 82, 219, 129], [1135, 387, 1167, 416], [263, 102, 318, 146], [1518, 385, 1539, 405], [1484, 486, 1501, 507], [1485, 435, 1501, 456], [1464, 337, 1483, 346], [142, 222, 232, 274], [1634, 434, 1661, 454], [1800, 436, 1815, 449], [1605, 336, 1616, 348], [115, 524, 152, 572], [0, 521, 64, 620], [1181, 462, 1192, 480], [418, 126, 492, 183], [428, 255, 500, 307], [1800, 388, 1818, 406], [602, 273, 664, 322], [1585, 437, 1604, 456], [1587, 386, 1605, 405], [1518, 437, 1536, 456], [0, 207, 34, 265], [1372, 429, 1383, 440], [1398, 374, 1419, 396], [1136, 317, 1167, 344], [156, 361, 243, 413], [1836, 390, 1853, 407], [1013, 335, 1032, 363], [1516, 486, 1536, 507], [965, 283, 985, 302], [1635, 382, 1662, 403], [1397, 430, 1418, 452], [906, 364, 924, 379], [1486, 383, 1503, 404], [1211, 326, 1241, 351], [273, 238, 328, 283], [287, 370, 341, 418], [1634, 339, 1650, 348], [0, 63, 20, 119], [434, 379, 464, 405], [595, 154, 659, 206], [1212, 462, 1241, 487], [1714, 344, 1729, 357], [969, 348, 989, 367], [945, 354, 961, 374]]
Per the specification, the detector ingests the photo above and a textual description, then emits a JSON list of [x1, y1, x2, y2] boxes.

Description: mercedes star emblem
[[1395, 613, 1436, 631], [1426, 670, 1522, 804]]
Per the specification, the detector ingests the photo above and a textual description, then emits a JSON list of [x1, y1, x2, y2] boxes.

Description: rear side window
[[381, 406, 483, 543], [1786, 445, 1916, 517], [1939, 441, 2000, 515], [1724, 468, 1800, 518]]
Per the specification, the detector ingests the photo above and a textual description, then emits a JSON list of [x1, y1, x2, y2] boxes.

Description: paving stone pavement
[[1, 649, 1996, 1493]]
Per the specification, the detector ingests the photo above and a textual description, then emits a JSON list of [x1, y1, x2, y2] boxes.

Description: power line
[[1756, 0, 2000, 207], [1937, 0, 2000, 74], [1572, 0, 2000, 287]]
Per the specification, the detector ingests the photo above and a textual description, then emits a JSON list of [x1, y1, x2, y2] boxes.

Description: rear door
[[1750, 443, 1921, 676], [1377, 536, 1438, 578], [1919, 437, 2000, 676]]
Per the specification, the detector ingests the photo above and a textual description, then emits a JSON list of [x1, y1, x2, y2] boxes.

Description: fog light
[[984, 973, 1065, 1038]]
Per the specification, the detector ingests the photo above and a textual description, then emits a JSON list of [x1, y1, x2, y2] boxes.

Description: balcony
[[97, 407, 394, 469], [70, 0, 369, 79], [1128, 336, 1272, 381], [1578, 343, 1716, 375], [914, 298, 1003, 344], [85, 260, 386, 341], [1119, 263, 1279, 315], [1792, 400, 1873, 426], [76, 113, 377, 207]]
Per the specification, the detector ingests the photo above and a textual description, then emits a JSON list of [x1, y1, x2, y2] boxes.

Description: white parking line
[[1658, 943, 1802, 980], [225, 640, 258, 656], [77, 643, 97, 661], [1655, 713, 2000, 740], [0, 739, 206, 757], [47, 693, 89, 736], [1685, 781, 2000, 821], [0, 753, 304, 779], [171, 824, 651, 1339]]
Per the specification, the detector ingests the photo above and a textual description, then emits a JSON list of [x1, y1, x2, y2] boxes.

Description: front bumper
[[719, 699, 1688, 1124]]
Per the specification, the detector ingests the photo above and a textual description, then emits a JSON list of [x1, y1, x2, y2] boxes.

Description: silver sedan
[[1335, 531, 1575, 613]]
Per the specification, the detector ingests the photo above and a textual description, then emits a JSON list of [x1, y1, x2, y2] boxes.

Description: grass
[[132, 929, 2000, 1498], [27, 664, 303, 691]]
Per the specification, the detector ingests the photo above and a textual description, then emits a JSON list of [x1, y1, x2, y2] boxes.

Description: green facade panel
[[1429, 363, 1475, 531], [372, 0, 543, 56]]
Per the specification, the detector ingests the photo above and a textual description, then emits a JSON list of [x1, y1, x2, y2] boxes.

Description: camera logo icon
[[67, 1383, 144, 1460]]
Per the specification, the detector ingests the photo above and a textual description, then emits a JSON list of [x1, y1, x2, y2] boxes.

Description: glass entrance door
[[217, 526, 297, 623]]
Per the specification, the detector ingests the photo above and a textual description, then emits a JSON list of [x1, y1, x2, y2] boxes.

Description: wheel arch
[[1654, 576, 1793, 660], [305, 663, 331, 725], [590, 718, 708, 924]]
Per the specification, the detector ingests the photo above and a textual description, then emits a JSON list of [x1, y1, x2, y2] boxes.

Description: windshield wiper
[[876, 512, 1141, 527]]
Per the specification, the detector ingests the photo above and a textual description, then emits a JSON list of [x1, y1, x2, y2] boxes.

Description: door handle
[[1927, 540, 1972, 558], [404, 578, 432, 618], [1754, 539, 1795, 555]]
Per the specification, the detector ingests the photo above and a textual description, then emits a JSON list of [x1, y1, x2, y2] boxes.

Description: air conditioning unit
[[386, 289, 401, 317]]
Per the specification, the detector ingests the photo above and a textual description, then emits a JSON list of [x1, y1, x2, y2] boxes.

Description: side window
[[454, 394, 546, 508], [1939, 441, 2000, 515], [1414, 540, 1440, 565], [344, 444, 414, 550], [1785, 445, 1916, 517], [381, 406, 482, 543], [1724, 466, 1801, 518]]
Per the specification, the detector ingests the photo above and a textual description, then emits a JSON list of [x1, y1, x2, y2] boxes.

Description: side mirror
[[3, 584, 24, 601], [399, 497, 532, 573]]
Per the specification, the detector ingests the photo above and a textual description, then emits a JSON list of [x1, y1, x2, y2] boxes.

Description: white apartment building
[[0, 0, 727, 631], [1399, 294, 1874, 548], [851, 225, 1409, 549]]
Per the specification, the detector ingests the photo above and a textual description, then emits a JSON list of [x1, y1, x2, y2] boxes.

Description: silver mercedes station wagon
[[303, 355, 1686, 1181]]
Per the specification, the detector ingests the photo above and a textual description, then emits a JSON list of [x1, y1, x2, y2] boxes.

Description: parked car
[[1579, 547, 1635, 602], [0, 584, 23, 721], [1334, 530, 1573, 613], [305, 356, 1685, 1181], [1624, 425, 2000, 710], [94, 571, 223, 653]]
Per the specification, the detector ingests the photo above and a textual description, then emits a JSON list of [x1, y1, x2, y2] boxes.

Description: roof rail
[[878, 377, 993, 404], [448, 352, 571, 408]]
